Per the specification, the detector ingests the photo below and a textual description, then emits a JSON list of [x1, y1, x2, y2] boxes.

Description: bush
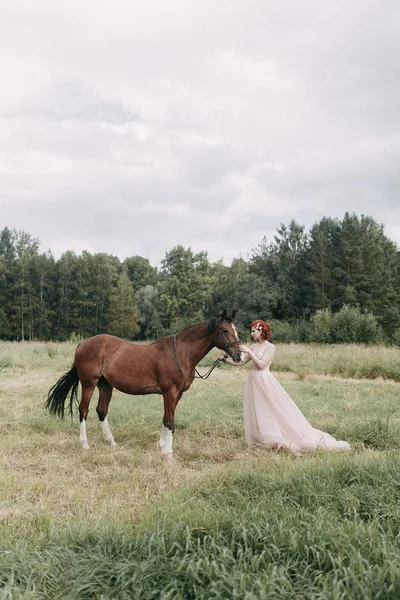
[[356, 311, 383, 344], [391, 328, 400, 346], [310, 308, 333, 343], [0, 309, 12, 341], [331, 305, 382, 344], [268, 320, 297, 343], [239, 308, 382, 345], [309, 306, 383, 345], [268, 320, 311, 343], [292, 319, 312, 343], [68, 332, 83, 345]]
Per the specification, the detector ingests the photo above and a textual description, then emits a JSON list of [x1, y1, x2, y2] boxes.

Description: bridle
[[216, 323, 241, 354], [173, 321, 241, 380]]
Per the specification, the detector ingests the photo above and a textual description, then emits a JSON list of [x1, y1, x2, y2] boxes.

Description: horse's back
[[75, 334, 151, 368], [75, 333, 125, 358], [75, 334, 166, 357], [74, 334, 171, 394]]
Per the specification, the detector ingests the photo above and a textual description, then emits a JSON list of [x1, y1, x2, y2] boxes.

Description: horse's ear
[[220, 309, 227, 321], [231, 310, 237, 320]]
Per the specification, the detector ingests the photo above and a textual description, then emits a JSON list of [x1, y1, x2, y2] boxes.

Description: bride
[[222, 319, 350, 455]]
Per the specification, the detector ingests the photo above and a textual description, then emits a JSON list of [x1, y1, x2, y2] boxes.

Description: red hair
[[251, 320, 272, 341]]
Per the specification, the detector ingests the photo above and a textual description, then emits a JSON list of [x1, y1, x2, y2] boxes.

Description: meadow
[[1, 341, 400, 599]]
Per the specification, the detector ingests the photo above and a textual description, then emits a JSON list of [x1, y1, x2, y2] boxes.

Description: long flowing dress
[[243, 341, 350, 454]]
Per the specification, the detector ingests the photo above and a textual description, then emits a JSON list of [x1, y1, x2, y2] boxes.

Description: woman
[[222, 319, 350, 455]]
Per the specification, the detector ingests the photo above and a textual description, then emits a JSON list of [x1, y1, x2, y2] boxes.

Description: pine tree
[[303, 217, 340, 315], [108, 272, 140, 339], [249, 221, 308, 321]]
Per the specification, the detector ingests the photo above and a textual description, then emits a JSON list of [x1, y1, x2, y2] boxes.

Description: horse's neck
[[177, 322, 214, 367]]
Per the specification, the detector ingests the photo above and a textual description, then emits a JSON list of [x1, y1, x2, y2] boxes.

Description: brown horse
[[45, 310, 241, 457]]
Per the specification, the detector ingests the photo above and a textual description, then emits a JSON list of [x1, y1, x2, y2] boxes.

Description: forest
[[1, 212, 399, 344]]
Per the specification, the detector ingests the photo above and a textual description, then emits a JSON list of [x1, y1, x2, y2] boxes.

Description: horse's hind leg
[[96, 377, 117, 447], [79, 382, 96, 450]]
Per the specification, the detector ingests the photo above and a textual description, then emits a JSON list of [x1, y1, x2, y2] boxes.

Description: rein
[[173, 326, 236, 380]]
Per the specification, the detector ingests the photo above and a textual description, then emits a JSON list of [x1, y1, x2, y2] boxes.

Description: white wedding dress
[[243, 341, 350, 454]]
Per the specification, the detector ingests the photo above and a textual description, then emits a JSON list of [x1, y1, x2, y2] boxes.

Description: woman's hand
[[239, 344, 251, 354]]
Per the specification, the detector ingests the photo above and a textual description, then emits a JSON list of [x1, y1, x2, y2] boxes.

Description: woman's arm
[[239, 344, 275, 370]]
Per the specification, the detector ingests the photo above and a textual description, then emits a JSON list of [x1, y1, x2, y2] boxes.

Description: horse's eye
[[223, 329, 229, 333]]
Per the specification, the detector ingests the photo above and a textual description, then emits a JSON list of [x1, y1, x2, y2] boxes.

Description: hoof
[[81, 443, 90, 450], [160, 448, 173, 459]]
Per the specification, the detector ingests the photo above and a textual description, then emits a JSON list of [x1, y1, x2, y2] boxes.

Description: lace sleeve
[[254, 344, 276, 370]]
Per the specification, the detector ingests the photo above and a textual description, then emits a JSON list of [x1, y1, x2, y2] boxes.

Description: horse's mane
[[174, 315, 230, 336], [173, 313, 235, 337], [207, 317, 216, 334], [175, 317, 216, 335]]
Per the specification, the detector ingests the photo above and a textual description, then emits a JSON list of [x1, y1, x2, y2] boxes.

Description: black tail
[[45, 363, 80, 419]]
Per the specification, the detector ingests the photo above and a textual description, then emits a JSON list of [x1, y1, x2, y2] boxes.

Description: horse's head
[[214, 309, 242, 363]]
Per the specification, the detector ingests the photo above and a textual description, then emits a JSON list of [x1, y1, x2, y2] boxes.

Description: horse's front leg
[[159, 390, 181, 458]]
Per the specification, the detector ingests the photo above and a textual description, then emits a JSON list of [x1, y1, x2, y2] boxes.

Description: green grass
[[1, 341, 400, 598]]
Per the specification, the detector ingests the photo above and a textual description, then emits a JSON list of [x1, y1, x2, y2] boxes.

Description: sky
[[1, 0, 400, 267]]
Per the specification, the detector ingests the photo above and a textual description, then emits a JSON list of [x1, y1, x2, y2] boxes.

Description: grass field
[[1, 341, 400, 598]]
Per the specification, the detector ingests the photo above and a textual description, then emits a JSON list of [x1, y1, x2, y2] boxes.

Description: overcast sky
[[1, 0, 399, 267]]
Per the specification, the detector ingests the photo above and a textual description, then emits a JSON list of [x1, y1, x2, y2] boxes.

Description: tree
[[13, 231, 40, 341], [0, 228, 18, 339], [303, 217, 341, 315], [0, 215, 398, 342], [135, 285, 161, 339], [53, 251, 81, 340], [91, 253, 120, 335], [249, 221, 308, 321], [29, 251, 56, 340], [157, 246, 213, 331], [108, 272, 140, 339], [206, 258, 248, 317], [334, 214, 399, 332], [0, 307, 11, 340], [123, 256, 158, 290]]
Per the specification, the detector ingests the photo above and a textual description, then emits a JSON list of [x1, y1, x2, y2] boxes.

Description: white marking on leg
[[79, 420, 89, 450], [159, 425, 173, 458], [101, 416, 117, 447], [165, 428, 173, 457], [158, 424, 167, 450]]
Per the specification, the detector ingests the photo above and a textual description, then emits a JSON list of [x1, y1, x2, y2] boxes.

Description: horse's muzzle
[[230, 349, 242, 363]]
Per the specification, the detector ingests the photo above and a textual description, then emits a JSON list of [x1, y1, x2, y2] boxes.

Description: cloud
[[1, 0, 400, 266]]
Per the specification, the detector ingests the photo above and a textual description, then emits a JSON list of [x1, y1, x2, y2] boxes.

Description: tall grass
[[204, 342, 400, 381], [1, 341, 400, 598], [269, 343, 400, 381], [2, 340, 400, 381], [2, 456, 400, 599]]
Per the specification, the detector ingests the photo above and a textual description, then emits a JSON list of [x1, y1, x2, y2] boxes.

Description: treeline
[[1, 213, 400, 344]]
